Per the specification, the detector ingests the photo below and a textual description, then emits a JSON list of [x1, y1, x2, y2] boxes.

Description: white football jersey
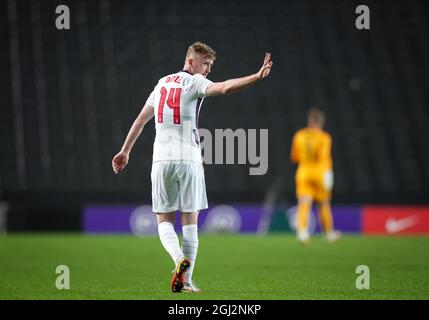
[[146, 71, 212, 163]]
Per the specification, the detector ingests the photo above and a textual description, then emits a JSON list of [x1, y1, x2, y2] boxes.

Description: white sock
[[158, 222, 184, 265], [182, 224, 199, 285], [297, 229, 310, 242], [327, 230, 341, 242]]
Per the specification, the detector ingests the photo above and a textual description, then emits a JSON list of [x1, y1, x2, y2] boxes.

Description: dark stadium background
[[1, 0, 428, 231]]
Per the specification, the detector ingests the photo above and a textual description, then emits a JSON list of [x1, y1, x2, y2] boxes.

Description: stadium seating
[[1, 0, 428, 207]]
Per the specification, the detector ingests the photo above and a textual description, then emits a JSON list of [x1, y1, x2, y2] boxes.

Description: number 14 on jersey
[[158, 87, 182, 125]]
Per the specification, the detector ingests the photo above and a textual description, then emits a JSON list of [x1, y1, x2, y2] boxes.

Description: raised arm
[[206, 52, 273, 96], [112, 104, 154, 174]]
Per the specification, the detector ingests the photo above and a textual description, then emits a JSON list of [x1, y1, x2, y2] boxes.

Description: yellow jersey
[[291, 128, 333, 201], [291, 127, 332, 170]]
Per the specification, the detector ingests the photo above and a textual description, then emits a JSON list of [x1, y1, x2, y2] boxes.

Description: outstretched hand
[[112, 151, 129, 174], [257, 52, 273, 80]]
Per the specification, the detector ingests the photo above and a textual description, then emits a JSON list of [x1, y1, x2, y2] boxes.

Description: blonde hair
[[186, 42, 216, 60], [308, 108, 326, 126]]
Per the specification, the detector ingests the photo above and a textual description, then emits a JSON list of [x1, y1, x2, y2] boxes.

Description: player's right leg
[[315, 171, 340, 243], [317, 201, 341, 243], [176, 161, 207, 293], [180, 212, 202, 293]]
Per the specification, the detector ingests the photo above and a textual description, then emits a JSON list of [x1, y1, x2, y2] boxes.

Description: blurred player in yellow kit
[[291, 108, 341, 244]]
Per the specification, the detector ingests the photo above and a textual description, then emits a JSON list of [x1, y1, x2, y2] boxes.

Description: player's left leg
[[180, 212, 202, 293], [295, 174, 314, 244], [156, 213, 184, 265], [156, 213, 191, 293], [296, 196, 313, 244], [152, 161, 186, 267], [152, 161, 192, 292]]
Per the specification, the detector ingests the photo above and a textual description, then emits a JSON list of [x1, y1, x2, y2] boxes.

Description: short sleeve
[[193, 74, 213, 98], [145, 91, 155, 107]]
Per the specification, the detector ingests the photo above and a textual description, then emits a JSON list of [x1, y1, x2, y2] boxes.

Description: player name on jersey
[[165, 75, 183, 84]]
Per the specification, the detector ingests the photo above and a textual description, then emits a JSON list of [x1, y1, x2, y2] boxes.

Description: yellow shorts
[[295, 168, 333, 202]]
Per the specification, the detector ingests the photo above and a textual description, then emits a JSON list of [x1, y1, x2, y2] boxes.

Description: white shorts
[[151, 160, 208, 213]]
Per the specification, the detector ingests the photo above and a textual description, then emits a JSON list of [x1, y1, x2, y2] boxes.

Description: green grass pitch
[[0, 234, 428, 300]]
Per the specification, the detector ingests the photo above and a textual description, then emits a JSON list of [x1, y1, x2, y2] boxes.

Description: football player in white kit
[[112, 42, 273, 293]]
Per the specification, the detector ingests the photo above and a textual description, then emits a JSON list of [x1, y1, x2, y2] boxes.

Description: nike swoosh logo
[[385, 216, 418, 234]]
